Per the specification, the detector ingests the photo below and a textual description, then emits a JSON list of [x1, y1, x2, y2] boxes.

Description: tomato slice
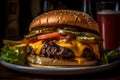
[[37, 32, 61, 40], [22, 37, 39, 44], [23, 32, 74, 44]]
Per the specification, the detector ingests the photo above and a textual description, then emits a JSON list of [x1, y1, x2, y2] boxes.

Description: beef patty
[[25, 41, 96, 60], [25, 41, 75, 59]]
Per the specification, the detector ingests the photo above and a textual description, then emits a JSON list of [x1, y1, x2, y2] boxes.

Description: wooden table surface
[[0, 63, 120, 80]]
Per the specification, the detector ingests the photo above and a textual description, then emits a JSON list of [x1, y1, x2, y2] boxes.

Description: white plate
[[0, 60, 120, 75]]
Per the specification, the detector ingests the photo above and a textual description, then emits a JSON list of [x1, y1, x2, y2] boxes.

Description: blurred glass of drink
[[97, 1, 120, 50]]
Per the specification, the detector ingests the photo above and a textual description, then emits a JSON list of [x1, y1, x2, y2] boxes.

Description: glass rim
[[97, 1, 117, 4]]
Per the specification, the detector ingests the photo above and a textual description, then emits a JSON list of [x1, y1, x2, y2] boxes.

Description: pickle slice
[[76, 36, 95, 42], [57, 28, 81, 36], [25, 28, 56, 38]]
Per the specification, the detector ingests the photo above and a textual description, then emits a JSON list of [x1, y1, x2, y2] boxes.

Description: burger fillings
[[23, 10, 102, 66]]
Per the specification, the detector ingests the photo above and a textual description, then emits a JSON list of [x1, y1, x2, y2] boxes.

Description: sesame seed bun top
[[29, 10, 99, 33]]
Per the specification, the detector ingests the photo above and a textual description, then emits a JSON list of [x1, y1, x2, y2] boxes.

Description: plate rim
[[0, 60, 120, 75]]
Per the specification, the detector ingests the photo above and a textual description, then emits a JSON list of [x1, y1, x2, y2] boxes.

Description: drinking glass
[[97, 1, 120, 50]]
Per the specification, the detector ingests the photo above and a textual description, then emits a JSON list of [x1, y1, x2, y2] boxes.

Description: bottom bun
[[27, 55, 98, 67]]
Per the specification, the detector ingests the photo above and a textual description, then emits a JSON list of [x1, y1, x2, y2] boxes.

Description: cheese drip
[[29, 41, 43, 55], [55, 40, 87, 57], [55, 40, 100, 59], [28, 40, 100, 59], [75, 57, 87, 64]]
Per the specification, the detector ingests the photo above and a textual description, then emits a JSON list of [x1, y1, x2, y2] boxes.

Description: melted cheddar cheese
[[90, 44, 100, 59], [28, 40, 100, 59], [55, 40, 87, 57], [29, 41, 43, 55], [75, 57, 87, 64]]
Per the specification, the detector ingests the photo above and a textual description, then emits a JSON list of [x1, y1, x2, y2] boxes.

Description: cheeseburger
[[23, 10, 101, 67]]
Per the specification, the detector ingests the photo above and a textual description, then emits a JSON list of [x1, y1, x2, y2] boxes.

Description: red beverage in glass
[[97, 10, 120, 50]]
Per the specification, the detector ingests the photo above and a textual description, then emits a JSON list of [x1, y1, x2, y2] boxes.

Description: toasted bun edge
[[29, 10, 99, 33]]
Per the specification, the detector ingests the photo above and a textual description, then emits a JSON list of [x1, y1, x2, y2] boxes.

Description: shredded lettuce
[[98, 50, 120, 65], [0, 45, 26, 65]]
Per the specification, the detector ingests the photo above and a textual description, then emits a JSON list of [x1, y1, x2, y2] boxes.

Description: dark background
[[0, 0, 6, 48], [0, 0, 120, 48]]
